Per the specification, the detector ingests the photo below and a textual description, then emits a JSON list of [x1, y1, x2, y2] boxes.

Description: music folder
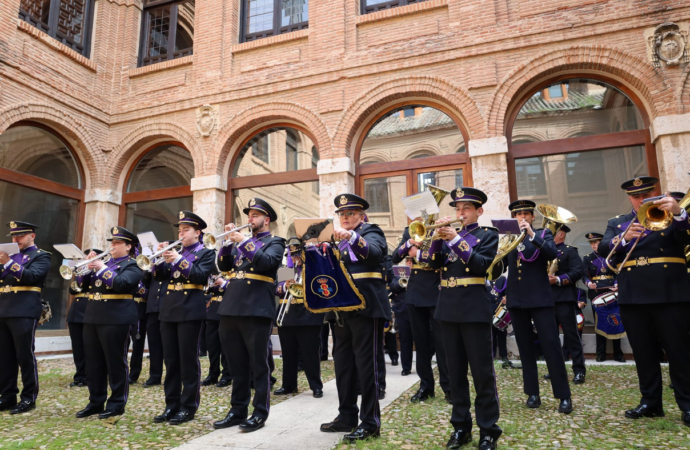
[[392, 265, 411, 278], [137, 231, 159, 256], [491, 219, 521, 235]]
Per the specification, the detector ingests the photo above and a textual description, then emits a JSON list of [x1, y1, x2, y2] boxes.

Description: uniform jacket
[[217, 231, 285, 320], [392, 227, 441, 308], [275, 265, 325, 327], [489, 275, 508, 311], [550, 243, 585, 303], [582, 251, 616, 301], [81, 255, 142, 325], [599, 209, 690, 305], [134, 279, 148, 321], [145, 270, 168, 314], [0, 245, 51, 320], [505, 228, 558, 309], [67, 281, 88, 324], [154, 243, 217, 322], [205, 275, 226, 321], [423, 222, 499, 323]]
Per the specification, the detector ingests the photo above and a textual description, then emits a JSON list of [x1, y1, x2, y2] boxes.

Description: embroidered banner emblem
[[311, 275, 338, 299]]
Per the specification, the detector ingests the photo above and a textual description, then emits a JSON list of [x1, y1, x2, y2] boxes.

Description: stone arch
[[333, 76, 486, 160], [109, 122, 203, 192], [0, 102, 101, 190], [212, 102, 332, 177], [488, 45, 673, 136]]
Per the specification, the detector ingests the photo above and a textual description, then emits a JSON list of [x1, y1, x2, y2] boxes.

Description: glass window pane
[[20, 0, 51, 25], [232, 181, 321, 239], [174, 1, 195, 53], [417, 168, 463, 220], [57, 0, 88, 44], [233, 127, 317, 177], [362, 175, 408, 252], [127, 145, 193, 192], [360, 106, 465, 164], [125, 197, 194, 244], [145, 5, 171, 59], [0, 181, 79, 329], [512, 79, 644, 144], [281, 0, 307, 26], [0, 126, 81, 188], [247, 0, 274, 34]]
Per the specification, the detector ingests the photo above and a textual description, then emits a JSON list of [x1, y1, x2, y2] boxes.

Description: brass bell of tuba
[[536, 204, 578, 235]]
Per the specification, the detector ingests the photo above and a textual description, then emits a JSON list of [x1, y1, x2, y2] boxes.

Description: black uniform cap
[[243, 198, 278, 222], [107, 226, 139, 245], [449, 187, 488, 207], [334, 193, 369, 213], [508, 199, 536, 214], [175, 210, 208, 230], [7, 221, 38, 236], [621, 176, 658, 195], [585, 232, 603, 242]]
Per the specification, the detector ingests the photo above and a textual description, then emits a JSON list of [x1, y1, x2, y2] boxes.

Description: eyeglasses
[[337, 211, 360, 218]]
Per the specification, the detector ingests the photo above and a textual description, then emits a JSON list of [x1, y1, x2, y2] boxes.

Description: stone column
[[83, 189, 121, 250], [467, 136, 511, 225], [651, 113, 690, 191], [317, 157, 356, 225], [191, 175, 227, 236]]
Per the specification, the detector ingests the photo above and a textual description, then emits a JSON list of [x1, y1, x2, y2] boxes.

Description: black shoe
[[445, 392, 452, 404], [558, 398, 573, 414], [270, 376, 277, 386], [401, 369, 411, 376], [614, 356, 626, 363], [0, 398, 17, 411], [320, 356, 329, 361], [320, 418, 354, 433], [410, 388, 434, 403], [213, 411, 246, 429], [76, 405, 104, 418], [526, 394, 541, 408], [216, 378, 232, 388], [143, 379, 161, 388], [99, 408, 125, 420], [682, 411, 690, 427], [478, 435, 498, 450], [446, 430, 472, 449], [153, 408, 177, 423], [625, 404, 665, 419], [313, 389, 323, 398], [379, 387, 386, 399], [596, 356, 606, 362], [201, 376, 218, 386], [670, 383, 675, 390], [239, 416, 265, 432], [274, 387, 298, 395], [543, 374, 551, 380], [169, 411, 195, 425], [573, 373, 585, 384], [343, 427, 380, 442], [501, 358, 514, 369], [10, 400, 35, 415], [391, 359, 399, 366], [70, 380, 87, 388]]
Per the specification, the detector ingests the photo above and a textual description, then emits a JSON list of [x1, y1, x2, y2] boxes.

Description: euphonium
[[536, 204, 578, 235], [486, 230, 527, 281]]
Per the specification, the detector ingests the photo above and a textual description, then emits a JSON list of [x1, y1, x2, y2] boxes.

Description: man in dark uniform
[[129, 279, 149, 384], [152, 211, 217, 425], [488, 275, 510, 367], [274, 244, 324, 398], [66, 247, 101, 388], [142, 267, 166, 387], [548, 225, 586, 383], [76, 227, 142, 419], [421, 187, 502, 450], [599, 177, 690, 426], [387, 258, 413, 375], [0, 221, 51, 414], [392, 220, 451, 403], [203, 274, 232, 388], [582, 232, 624, 362], [504, 200, 573, 414], [212, 198, 285, 432], [320, 193, 391, 442]]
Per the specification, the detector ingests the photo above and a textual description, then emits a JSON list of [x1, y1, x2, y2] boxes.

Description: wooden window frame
[[240, 0, 309, 43], [138, 0, 195, 67], [18, 0, 96, 57], [360, 0, 428, 15], [505, 74, 658, 201]]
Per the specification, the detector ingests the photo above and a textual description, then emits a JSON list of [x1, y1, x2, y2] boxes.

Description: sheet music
[[137, 231, 159, 256], [401, 191, 439, 220], [491, 219, 521, 235], [53, 243, 84, 260], [0, 243, 20, 256]]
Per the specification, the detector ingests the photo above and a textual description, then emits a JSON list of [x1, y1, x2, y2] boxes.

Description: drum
[[492, 305, 511, 331], [576, 312, 585, 331], [592, 291, 618, 308]]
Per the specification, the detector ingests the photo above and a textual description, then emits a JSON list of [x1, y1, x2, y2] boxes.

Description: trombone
[[59, 250, 112, 281], [203, 224, 252, 249], [276, 274, 304, 327], [136, 239, 184, 271]]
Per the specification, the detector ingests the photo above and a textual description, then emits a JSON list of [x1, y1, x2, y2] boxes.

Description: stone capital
[[651, 113, 690, 142], [468, 136, 508, 158], [317, 157, 355, 176], [84, 189, 122, 205], [190, 175, 227, 191]]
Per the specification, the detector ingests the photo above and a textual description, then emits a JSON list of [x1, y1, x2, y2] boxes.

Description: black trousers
[[333, 314, 382, 432], [407, 304, 450, 394], [595, 334, 623, 360], [146, 312, 164, 383], [376, 319, 387, 391], [68, 322, 87, 383], [320, 322, 336, 359], [384, 331, 398, 362], [160, 320, 203, 413], [206, 319, 231, 381], [509, 307, 571, 399], [0, 318, 38, 403], [395, 313, 414, 372], [620, 303, 690, 411], [83, 323, 131, 411], [491, 325, 507, 359], [220, 316, 273, 420], [277, 325, 323, 391], [442, 321, 502, 438], [129, 315, 148, 382], [554, 302, 586, 375]]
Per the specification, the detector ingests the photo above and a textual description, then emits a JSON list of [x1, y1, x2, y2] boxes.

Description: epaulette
[[37, 249, 51, 254], [608, 215, 621, 221], [584, 252, 592, 257]]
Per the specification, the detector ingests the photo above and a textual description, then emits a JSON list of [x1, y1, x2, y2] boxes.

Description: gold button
[[443, 268, 447, 272], [518, 277, 522, 280], [627, 268, 631, 271], [415, 271, 418, 274], [184, 291, 187, 295], [518, 270, 522, 273], [664, 265, 667, 268], [661, 232, 665, 236], [248, 281, 251, 284], [466, 268, 470, 272]]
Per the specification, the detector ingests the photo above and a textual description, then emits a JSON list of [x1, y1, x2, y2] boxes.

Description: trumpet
[[277, 274, 303, 327], [398, 277, 408, 289], [408, 219, 465, 242], [203, 224, 252, 249], [136, 239, 184, 271], [59, 250, 112, 281]]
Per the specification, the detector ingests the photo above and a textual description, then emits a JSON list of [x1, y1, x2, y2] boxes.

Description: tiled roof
[[367, 108, 455, 137], [518, 91, 605, 116]]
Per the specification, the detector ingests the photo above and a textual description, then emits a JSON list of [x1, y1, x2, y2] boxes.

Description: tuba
[[536, 204, 578, 235]]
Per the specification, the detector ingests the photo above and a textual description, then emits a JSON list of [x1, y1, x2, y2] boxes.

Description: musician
[[274, 243, 324, 398], [66, 247, 101, 388], [599, 178, 690, 425], [152, 211, 217, 425], [203, 274, 232, 388], [548, 225, 586, 383], [212, 198, 285, 432], [76, 227, 142, 419], [422, 187, 502, 450], [504, 200, 573, 414], [143, 267, 167, 387], [582, 232, 624, 362], [320, 194, 391, 442], [0, 221, 50, 414], [392, 221, 451, 403], [488, 275, 510, 368], [387, 258, 414, 375], [129, 279, 149, 384]]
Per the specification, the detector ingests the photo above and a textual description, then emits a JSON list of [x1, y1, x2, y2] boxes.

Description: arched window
[[121, 144, 194, 243], [0, 124, 85, 330], [507, 77, 656, 256], [228, 126, 320, 239], [356, 104, 470, 251]]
